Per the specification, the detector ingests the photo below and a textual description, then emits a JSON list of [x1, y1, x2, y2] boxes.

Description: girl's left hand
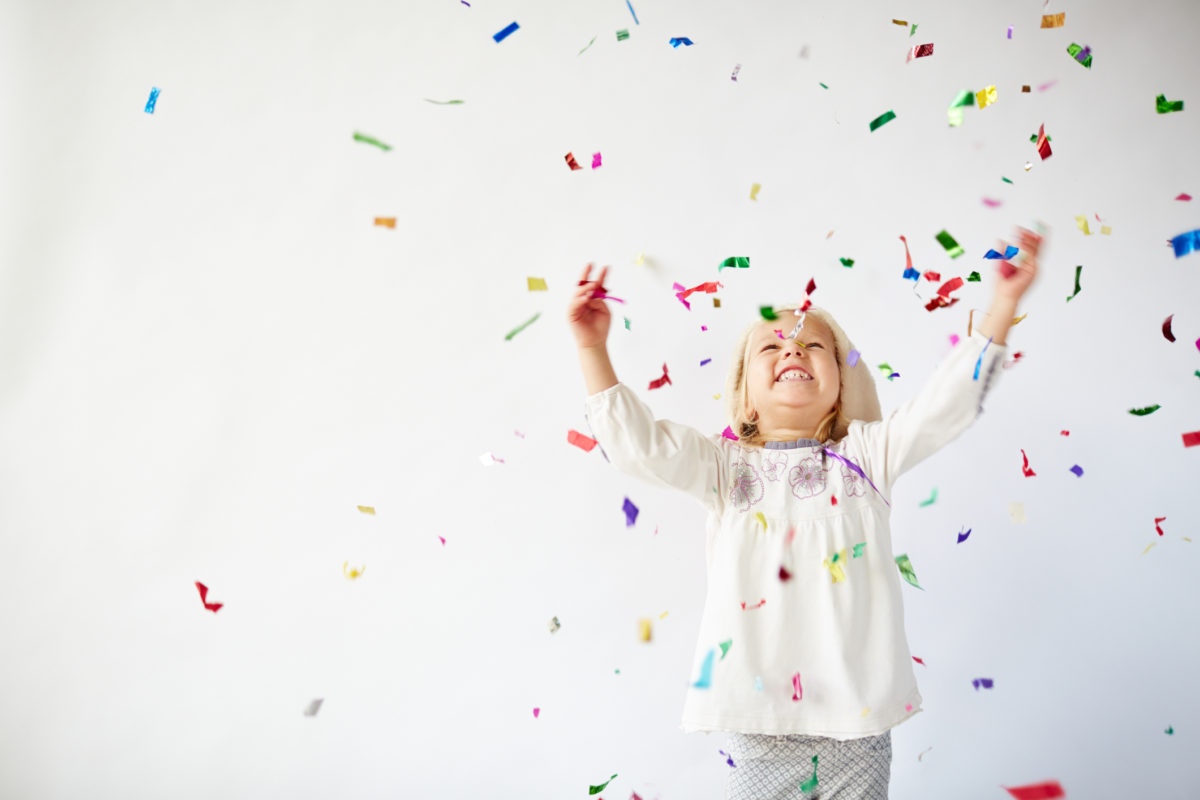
[[996, 226, 1043, 302]]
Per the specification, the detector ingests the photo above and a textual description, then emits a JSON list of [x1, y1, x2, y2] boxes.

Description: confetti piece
[[760, 306, 778, 321], [1143, 541, 1158, 556], [1040, 12, 1065, 28], [779, 565, 792, 581], [947, 89, 975, 126], [1129, 404, 1162, 416], [567, 429, 598, 452], [1067, 42, 1093, 68], [723, 426, 739, 441], [755, 512, 768, 531], [972, 678, 995, 690], [740, 598, 767, 610], [638, 619, 652, 642], [1155, 517, 1167, 536], [578, 36, 597, 55], [195, 581, 223, 613], [918, 746, 933, 761], [839, 257, 855, 267], [1177, 193, 1193, 201], [438, 535, 446, 546], [1065, 265, 1083, 301], [1020, 449, 1036, 477], [1003, 781, 1065, 800], [355, 506, 376, 517], [983, 197, 1003, 208], [719, 256, 751, 270], [755, 676, 764, 691], [985, 246, 1019, 259], [479, 452, 505, 465], [935, 230, 964, 258], [548, 616, 561, 633], [588, 774, 617, 795], [647, 363, 671, 390], [818, 81, 829, 89], [373, 217, 396, 229], [800, 755, 818, 793], [1165, 725, 1174, 735], [423, 98, 465, 105], [493, 21, 519, 42], [976, 85, 998, 109], [353, 132, 391, 151], [302, 699, 324, 717], [1035, 124, 1052, 160], [919, 488, 938, 507], [750, 183, 761, 200], [719, 749, 737, 767], [616, 28, 630, 41], [144, 87, 160, 114], [1170, 229, 1200, 257], [564, 152, 582, 171], [1074, 215, 1092, 236], [852, 542, 866, 558], [1156, 93, 1185, 113], [1007, 25, 1014, 39], [525, 276, 548, 292], [693, 649, 715, 688], [1002, 176, 1014, 184], [1009, 502, 1027, 524], [626, 0, 639, 24], [791, 672, 804, 701], [700, 358, 712, 367], [925, 277, 965, 312], [1070, 464, 1084, 477], [731, 63, 742, 81], [894, 554, 923, 590], [532, 707, 540, 718], [892, 18, 908, 26], [842, 349, 861, 369], [342, 561, 366, 580], [592, 152, 602, 169], [504, 312, 541, 341], [906, 43, 934, 62], [719, 639, 733, 659], [623, 497, 639, 527], [669, 37, 694, 47], [967, 272, 982, 282], [869, 110, 897, 131], [1183, 431, 1200, 447], [910, 24, 917, 36]]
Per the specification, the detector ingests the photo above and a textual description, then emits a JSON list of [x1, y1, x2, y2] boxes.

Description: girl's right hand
[[567, 263, 612, 348]]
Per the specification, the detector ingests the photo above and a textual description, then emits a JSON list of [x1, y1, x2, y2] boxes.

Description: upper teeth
[[778, 369, 810, 382]]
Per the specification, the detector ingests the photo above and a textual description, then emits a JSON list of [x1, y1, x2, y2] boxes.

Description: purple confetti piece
[[846, 349, 861, 367], [493, 21, 519, 42], [1007, 25, 1013, 39], [718, 749, 736, 768], [972, 678, 995, 690], [1070, 465, 1084, 477], [822, 449, 888, 506], [623, 497, 639, 527], [700, 358, 712, 366], [956, 527, 972, 543]]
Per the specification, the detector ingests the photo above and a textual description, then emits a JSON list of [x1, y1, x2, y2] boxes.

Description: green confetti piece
[[947, 90, 975, 126], [800, 755, 819, 793], [1001, 176, 1014, 184], [1156, 94, 1184, 114], [353, 131, 392, 151], [935, 230, 965, 258], [919, 488, 938, 507], [1165, 725, 1175, 735], [1129, 404, 1162, 416], [967, 271, 982, 282], [819, 82, 829, 89], [623, 316, 631, 331], [1067, 42, 1093, 69], [423, 98, 464, 105], [852, 542, 866, 558], [504, 312, 541, 341], [588, 774, 618, 795], [895, 554, 924, 590], [1066, 265, 1083, 301], [1029, 132, 1053, 143], [909, 23, 918, 37], [760, 306, 778, 321], [1194, 370, 1200, 379], [616, 28, 630, 41], [719, 256, 750, 270], [578, 35, 598, 55], [839, 257, 855, 267], [869, 110, 897, 132], [719, 639, 733, 659]]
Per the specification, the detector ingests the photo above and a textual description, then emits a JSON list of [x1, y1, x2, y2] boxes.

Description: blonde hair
[[726, 307, 843, 447]]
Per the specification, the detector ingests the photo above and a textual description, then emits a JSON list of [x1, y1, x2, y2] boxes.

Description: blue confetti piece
[[144, 87, 160, 114], [972, 337, 993, 381], [623, 496, 639, 527], [956, 527, 972, 543], [493, 21, 519, 42], [984, 245, 1018, 259], [754, 676, 764, 691], [626, 0, 639, 25], [1170, 229, 1200, 258], [692, 648, 715, 688], [902, 266, 920, 281], [1070, 464, 1084, 477], [669, 37, 694, 47]]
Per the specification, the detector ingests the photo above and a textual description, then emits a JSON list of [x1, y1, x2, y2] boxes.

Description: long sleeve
[[848, 331, 1005, 496], [584, 383, 726, 511]]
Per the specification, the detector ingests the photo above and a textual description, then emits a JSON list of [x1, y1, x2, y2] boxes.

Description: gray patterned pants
[[724, 731, 891, 799]]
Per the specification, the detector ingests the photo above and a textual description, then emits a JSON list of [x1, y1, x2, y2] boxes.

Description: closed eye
[[760, 344, 780, 352]]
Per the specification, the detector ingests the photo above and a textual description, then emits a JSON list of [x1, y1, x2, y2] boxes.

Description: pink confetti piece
[[739, 599, 767, 610], [791, 672, 804, 701], [1177, 193, 1193, 201], [982, 197, 1003, 208], [913, 656, 927, 666], [1036, 80, 1058, 92], [438, 536, 446, 546], [479, 452, 505, 465], [591, 152, 602, 169], [949, 334, 961, 347], [722, 426, 739, 441], [532, 707, 540, 718], [567, 429, 598, 452]]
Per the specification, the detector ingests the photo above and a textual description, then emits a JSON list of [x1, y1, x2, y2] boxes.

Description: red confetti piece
[[568, 429, 598, 452], [677, 280, 723, 302], [1155, 516, 1167, 536], [779, 565, 792, 581], [1003, 781, 1065, 800], [740, 599, 767, 610], [791, 672, 804, 701], [564, 152, 582, 171], [647, 363, 671, 390], [913, 656, 927, 666], [906, 42, 934, 61], [1020, 449, 1037, 477], [922, 270, 942, 282], [1162, 315, 1176, 342], [1177, 193, 1193, 201], [831, 495, 838, 505], [1003, 351, 1024, 369], [924, 277, 965, 311], [1060, 430, 1070, 436], [1035, 124, 1052, 160], [1183, 430, 1200, 448], [195, 581, 223, 613], [798, 278, 817, 312]]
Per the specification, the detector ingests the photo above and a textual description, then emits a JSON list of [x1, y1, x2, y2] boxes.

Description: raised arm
[[975, 225, 1043, 346], [568, 263, 619, 394]]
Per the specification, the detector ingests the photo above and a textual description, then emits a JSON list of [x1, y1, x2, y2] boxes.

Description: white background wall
[[2, 0, 1198, 797]]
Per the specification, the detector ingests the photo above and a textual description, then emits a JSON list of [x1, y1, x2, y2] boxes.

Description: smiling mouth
[[776, 368, 812, 382]]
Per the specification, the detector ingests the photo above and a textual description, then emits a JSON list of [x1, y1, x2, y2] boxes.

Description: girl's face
[[745, 314, 841, 437]]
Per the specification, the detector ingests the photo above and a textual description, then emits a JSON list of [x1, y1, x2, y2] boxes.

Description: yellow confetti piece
[[1012, 313, 1028, 326], [343, 561, 366, 579], [1040, 12, 1065, 28], [1009, 502, 1026, 523], [860, 707, 871, 717], [1101, 224, 1112, 235], [892, 18, 908, 26], [976, 85, 997, 109], [1183, 537, 1193, 543], [755, 512, 768, 531], [713, 393, 721, 400], [1142, 541, 1157, 555], [750, 183, 761, 200], [1075, 215, 1092, 235], [638, 618, 653, 642], [635, 252, 644, 265], [373, 217, 396, 228], [356, 505, 375, 515], [823, 549, 848, 583], [659, 610, 669, 619], [527, 276, 548, 291]]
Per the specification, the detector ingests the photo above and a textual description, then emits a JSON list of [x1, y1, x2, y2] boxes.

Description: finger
[[596, 265, 609, 288], [579, 262, 594, 284]]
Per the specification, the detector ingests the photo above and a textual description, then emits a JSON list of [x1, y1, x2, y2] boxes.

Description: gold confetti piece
[[1183, 537, 1193, 543], [976, 85, 998, 109], [750, 182, 761, 200], [1024, 161, 1033, 172], [713, 298, 721, 308], [356, 505, 375, 515], [892, 18, 908, 26], [638, 618, 653, 642], [1022, 85, 1031, 93], [343, 561, 366, 579], [527, 276, 548, 291], [1040, 12, 1065, 28], [1009, 502, 1026, 523], [373, 217, 396, 228]]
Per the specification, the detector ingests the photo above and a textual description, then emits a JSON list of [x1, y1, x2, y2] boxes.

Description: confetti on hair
[[353, 131, 391, 151], [1020, 449, 1036, 477], [373, 217, 396, 229], [719, 256, 751, 270], [623, 497, 639, 527], [492, 21, 519, 42], [1035, 124, 1052, 159], [669, 37, 694, 47], [1040, 12, 1065, 28], [906, 42, 934, 62], [1003, 780, 1065, 800], [1067, 42, 1093, 68], [647, 363, 671, 390], [693, 648, 715, 688], [972, 677, 995, 690], [800, 755, 818, 793], [591, 152, 602, 169], [194, 581, 223, 613], [303, 699, 323, 717], [868, 109, 897, 131], [1170, 229, 1200, 257], [846, 349, 861, 367], [894, 554, 923, 589], [1069, 465, 1084, 477], [1065, 265, 1083, 301], [791, 672, 804, 701], [144, 87, 160, 114], [918, 488, 938, 507], [1157, 94, 1185, 113], [343, 562, 366, 580], [1155, 517, 1167, 536], [1183, 431, 1200, 447], [588, 774, 618, 795], [567, 429, 598, 452], [503, 312, 541, 341], [1129, 404, 1162, 416], [356, 505, 375, 515], [424, 98, 465, 105]]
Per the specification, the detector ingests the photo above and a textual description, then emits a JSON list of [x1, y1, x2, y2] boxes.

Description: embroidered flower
[[788, 457, 827, 500], [761, 451, 788, 482], [841, 462, 867, 497], [729, 460, 765, 511]]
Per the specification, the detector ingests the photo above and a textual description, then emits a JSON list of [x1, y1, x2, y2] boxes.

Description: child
[[567, 227, 1041, 799]]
